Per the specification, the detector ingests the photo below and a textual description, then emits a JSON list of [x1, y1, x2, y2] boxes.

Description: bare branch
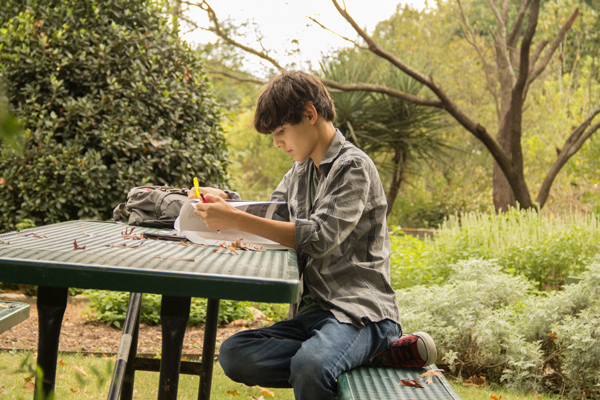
[[185, 0, 286, 72], [281, 1, 368, 50], [457, 0, 499, 113], [487, 0, 516, 86], [513, 0, 539, 97], [529, 39, 549, 70], [528, 8, 579, 85], [319, 78, 443, 107], [305, 15, 368, 50], [536, 107, 600, 207], [501, 0, 510, 26], [208, 69, 265, 85], [507, 0, 531, 48]]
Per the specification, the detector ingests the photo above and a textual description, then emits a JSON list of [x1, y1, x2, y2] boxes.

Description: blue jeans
[[219, 308, 401, 400]]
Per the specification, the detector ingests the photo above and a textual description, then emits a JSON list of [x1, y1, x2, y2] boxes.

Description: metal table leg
[[198, 298, 220, 400], [158, 296, 191, 400], [35, 286, 69, 400], [106, 292, 142, 400]]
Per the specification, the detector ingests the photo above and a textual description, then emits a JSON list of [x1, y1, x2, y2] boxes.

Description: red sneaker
[[368, 332, 437, 368]]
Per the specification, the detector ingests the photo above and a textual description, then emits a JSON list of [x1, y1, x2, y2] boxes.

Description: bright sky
[[181, 0, 428, 76]]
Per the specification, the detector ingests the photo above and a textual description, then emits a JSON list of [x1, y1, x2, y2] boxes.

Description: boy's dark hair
[[253, 71, 336, 134]]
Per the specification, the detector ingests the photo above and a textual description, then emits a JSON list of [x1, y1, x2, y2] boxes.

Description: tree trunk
[[386, 147, 407, 216]]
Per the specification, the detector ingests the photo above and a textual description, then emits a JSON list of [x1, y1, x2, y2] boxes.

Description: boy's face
[[272, 117, 318, 162]]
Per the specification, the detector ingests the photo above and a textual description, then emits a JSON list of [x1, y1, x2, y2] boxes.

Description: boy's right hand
[[188, 186, 231, 200]]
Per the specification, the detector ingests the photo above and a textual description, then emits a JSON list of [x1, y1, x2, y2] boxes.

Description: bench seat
[[0, 300, 30, 335], [338, 365, 462, 400]]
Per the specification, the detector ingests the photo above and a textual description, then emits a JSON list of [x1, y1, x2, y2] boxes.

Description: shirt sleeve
[[295, 159, 370, 259]]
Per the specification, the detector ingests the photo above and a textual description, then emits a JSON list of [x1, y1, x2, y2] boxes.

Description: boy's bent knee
[[219, 335, 249, 382]]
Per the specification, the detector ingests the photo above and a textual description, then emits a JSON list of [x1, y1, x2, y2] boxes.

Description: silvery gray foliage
[[396, 259, 542, 389], [397, 258, 600, 396]]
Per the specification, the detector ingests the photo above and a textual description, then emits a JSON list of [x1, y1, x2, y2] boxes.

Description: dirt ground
[[0, 294, 252, 357]]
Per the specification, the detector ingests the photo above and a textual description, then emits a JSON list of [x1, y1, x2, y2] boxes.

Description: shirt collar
[[297, 128, 346, 177], [318, 129, 345, 177]]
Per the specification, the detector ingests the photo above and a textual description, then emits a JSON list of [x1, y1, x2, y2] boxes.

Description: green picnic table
[[0, 221, 300, 400]]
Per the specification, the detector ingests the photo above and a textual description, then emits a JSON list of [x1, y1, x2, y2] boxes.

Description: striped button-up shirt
[[269, 129, 400, 327]]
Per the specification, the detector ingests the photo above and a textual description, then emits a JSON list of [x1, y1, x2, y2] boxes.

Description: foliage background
[[0, 0, 229, 232]]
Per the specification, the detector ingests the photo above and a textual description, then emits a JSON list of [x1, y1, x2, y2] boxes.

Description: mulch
[[0, 293, 253, 358]]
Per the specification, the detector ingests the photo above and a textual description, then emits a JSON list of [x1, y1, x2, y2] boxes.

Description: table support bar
[[199, 298, 220, 400], [107, 292, 142, 400], [158, 296, 191, 400], [35, 286, 69, 400]]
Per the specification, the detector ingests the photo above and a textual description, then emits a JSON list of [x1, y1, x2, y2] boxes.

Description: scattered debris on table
[[399, 379, 424, 388], [105, 242, 144, 249], [0, 239, 9, 245], [81, 232, 96, 237], [121, 227, 145, 240], [73, 240, 86, 250], [0, 303, 15, 309], [216, 238, 266, 255], [155, 256, 195, 262], [418, 369, 444, 385], [20, 233, 48, 238]]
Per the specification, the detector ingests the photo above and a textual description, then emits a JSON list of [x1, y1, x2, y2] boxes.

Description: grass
[[0, 351, 565, 400]]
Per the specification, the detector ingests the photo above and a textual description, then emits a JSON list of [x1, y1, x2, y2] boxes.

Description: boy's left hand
[[193, 194, 240, 231]]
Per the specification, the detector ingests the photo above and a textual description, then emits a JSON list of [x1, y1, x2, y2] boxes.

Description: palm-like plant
[[319, 50, 448, 214]]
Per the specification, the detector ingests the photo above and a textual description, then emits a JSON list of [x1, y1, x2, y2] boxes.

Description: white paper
[[176, 199, 291, 250]]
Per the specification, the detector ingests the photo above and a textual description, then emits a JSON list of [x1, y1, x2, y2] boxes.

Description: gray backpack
[[112, 186, 189, 229]]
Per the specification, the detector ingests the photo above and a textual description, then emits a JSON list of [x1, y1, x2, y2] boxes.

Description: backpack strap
[[154, 191, 171, 219], [112, 203, 127, 223]]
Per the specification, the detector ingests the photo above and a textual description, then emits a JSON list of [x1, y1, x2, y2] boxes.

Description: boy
[[192, 71, 436, 400]]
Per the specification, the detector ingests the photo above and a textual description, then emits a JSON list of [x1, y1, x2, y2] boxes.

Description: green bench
[[0, 300, 30, 334], [338, 365, 462, 400]]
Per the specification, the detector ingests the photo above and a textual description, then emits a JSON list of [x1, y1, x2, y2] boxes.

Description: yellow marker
[[193, 177, 201, 199]]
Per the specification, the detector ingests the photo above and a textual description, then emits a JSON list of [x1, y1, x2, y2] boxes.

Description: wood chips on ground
[[0, 295, 255, 357]]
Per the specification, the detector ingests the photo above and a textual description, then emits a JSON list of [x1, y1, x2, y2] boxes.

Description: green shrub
[[0, 0, 228, 232], [389, 209, 600, 290], [396, 259, 542, 390], [83, 290, 288, 327]]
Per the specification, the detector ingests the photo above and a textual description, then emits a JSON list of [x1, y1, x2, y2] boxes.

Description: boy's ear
[[303, 103, 318, 124]]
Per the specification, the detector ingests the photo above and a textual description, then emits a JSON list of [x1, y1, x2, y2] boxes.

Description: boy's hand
[[187, 187, 231, 200], [194, 195, 240, 231]]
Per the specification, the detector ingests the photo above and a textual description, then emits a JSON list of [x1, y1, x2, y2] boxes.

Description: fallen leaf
[[0, 303, 14, 309], [155, 256, 195, 262], [77, 224, 86, 227], [74, 365, 88, 376], [21, 233, 48, 238], [489, 395, 502, 400], [0, 239, 9, 245], [226, 388, 240, 395], [419, 369, 444, 384], [182, 356, 187, 361], [0, 177, 5, 185], [105, 242, 144, 249], [464, 375, 487, 387], [549, 332, 557, 341], [399, 379, 424, 388], [70, 388, 78, 393], [212, 249, 218, 253], [133, 389, 141, 397], [23, 376, 32, 383], [73, 240, 86, 250], [23, 381, 35, 391], [219, 242, 239, 255], [257, 396, 265, 400], [260, 387, 276, 397], [81, 232, 96, 237], [58, 358, 67, 366]]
